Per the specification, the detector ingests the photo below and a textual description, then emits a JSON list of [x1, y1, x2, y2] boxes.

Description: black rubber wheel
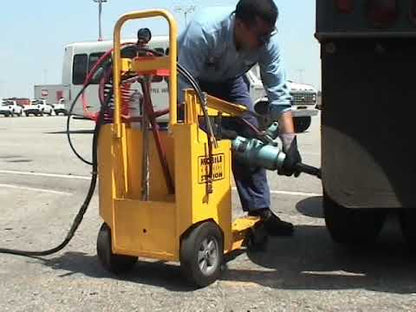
[[323, 192, 386, 245], [96, 223, 138, 274], [293, 116, 312, 133], [180, 222, 224, 288], [399, 209, 416, 251]]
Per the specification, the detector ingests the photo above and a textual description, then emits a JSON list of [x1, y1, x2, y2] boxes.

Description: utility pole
[[174, 5, 196, 26], [93, 0, 108, 41]]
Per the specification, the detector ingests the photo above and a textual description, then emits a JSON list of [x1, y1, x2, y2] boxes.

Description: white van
[[62, 36, 318, 132]]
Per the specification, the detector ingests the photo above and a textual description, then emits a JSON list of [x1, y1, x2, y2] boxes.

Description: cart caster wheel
[[245, 222, 268, 252], [180, 222, 223, 288], [96, 223, 138, 274]]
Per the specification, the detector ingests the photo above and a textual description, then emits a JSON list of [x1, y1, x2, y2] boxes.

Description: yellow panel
[[184, 89, 249, 122], [112, 199, 177, 260], [173, 123, 233, 251], [205, 94, 248, 117], [229, 216, 261, 252], [131, 56, 170, 73], [124, 127, 175, 201], [98, 124, 114, 226], [120, 58, 132, 72]]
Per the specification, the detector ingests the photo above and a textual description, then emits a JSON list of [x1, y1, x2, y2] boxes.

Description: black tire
[[96, 223, 138, 274], [323, 192, 386, 245], [180, 222, 223, 288], [294, 116, 312, 133], [399, 209, 416, 251]]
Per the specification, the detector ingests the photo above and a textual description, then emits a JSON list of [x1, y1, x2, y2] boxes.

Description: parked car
[[0, 99, 24, 117], [52, 98, 68, 115], [24, 99, 53, 116]]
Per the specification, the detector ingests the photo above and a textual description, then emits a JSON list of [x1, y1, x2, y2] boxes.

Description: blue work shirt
[[178, 6, 292, 116]]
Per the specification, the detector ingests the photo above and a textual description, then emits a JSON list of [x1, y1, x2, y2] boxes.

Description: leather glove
[[279, 133, 302, 177]]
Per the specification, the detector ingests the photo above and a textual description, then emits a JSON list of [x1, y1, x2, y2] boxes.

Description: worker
[[178, 0, 302, 236]]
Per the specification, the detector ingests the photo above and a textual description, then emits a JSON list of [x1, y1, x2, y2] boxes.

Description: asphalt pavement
[[0, 114, 415, 312]]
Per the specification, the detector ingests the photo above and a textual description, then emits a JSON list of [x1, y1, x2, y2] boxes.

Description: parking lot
[[1, 114, 416, 312]]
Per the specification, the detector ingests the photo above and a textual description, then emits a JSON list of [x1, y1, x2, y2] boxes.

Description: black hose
[[0, 47, 217, 258], [0, 91, 112, 257], [66, 83, 94, 166]]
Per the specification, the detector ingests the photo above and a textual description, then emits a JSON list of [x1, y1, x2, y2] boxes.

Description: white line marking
[[0, 184, 72, 196], [0, 170, 90, 180], [232, 187, 321, 197], [0, 170, 322, 197]]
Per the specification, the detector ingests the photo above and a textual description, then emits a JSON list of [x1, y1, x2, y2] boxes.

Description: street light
[[174, 5, 196, 26], [93, 0, 108, 41]]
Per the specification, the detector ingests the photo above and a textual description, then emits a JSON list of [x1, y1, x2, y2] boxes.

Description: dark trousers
[[199, 76, 271, 212]]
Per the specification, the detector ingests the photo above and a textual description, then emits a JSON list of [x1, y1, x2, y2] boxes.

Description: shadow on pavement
[[223, 213, 416, 294], [41, 200, 416, 294], [296, 196, 323, 218]]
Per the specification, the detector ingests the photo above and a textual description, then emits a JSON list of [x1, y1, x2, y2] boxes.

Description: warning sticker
[[198, 153, 225, 184]]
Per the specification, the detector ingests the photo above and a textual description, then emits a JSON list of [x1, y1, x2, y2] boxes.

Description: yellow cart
[[96, 9, 265, 288]]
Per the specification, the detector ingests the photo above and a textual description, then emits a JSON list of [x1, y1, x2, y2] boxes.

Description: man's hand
[[279, 133, 302, 177], [274, 110, 302, 177]]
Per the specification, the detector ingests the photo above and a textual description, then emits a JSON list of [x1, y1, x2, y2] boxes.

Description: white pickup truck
[[52, 98, 68, 116], [247, 65, 319, 133], [0, 100, 24, 117], [24, 99, 54, 116]]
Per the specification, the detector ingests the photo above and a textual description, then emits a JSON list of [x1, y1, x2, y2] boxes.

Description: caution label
[[198, 153, 225, 184]]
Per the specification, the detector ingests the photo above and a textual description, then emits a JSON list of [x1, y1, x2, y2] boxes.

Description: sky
[[0, 0, 320, 99]]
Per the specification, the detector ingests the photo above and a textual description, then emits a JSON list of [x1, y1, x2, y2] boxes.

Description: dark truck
[[316, 0, 416, 246]]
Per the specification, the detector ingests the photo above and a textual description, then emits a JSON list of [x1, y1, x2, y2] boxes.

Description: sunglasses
[[257, 27, 278, 45]]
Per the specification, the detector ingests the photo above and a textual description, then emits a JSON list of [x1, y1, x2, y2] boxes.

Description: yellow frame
[[98, 9, 260, 263]]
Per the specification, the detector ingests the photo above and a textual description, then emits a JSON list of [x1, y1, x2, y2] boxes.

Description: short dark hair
[[235, 0, 278, 26]]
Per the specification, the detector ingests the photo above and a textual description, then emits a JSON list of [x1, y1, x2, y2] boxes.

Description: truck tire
[[323, 192, 386, 245], [293, 117, 311, 133], [399, 209, 416, 251]]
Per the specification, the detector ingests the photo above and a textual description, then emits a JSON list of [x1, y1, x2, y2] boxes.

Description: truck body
[[316, 0, 416, 246]]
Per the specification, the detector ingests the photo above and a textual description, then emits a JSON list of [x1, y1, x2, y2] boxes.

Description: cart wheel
[[180, 222, 223, 288], [96, 223, 138, 274], [245, 222, 268, 252]]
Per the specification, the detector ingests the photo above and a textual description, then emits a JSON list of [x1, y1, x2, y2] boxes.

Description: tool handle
[[295, 163, 322, 179]]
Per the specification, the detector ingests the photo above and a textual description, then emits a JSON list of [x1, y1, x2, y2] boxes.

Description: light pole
[[93, 0, 108, 41], [174, 5, 196, 26]]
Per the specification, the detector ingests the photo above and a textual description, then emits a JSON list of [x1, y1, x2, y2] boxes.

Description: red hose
[[81, 42, 135, 120]]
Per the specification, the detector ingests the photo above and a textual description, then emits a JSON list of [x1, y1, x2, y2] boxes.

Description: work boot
[[249, 208, 294, 236]]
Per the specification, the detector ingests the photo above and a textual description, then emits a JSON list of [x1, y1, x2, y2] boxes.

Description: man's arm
[[259, 37, 302, 176], [258, 37, 293, 132], [278, 110, 295, 133], [177, 20, 210, 104]]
